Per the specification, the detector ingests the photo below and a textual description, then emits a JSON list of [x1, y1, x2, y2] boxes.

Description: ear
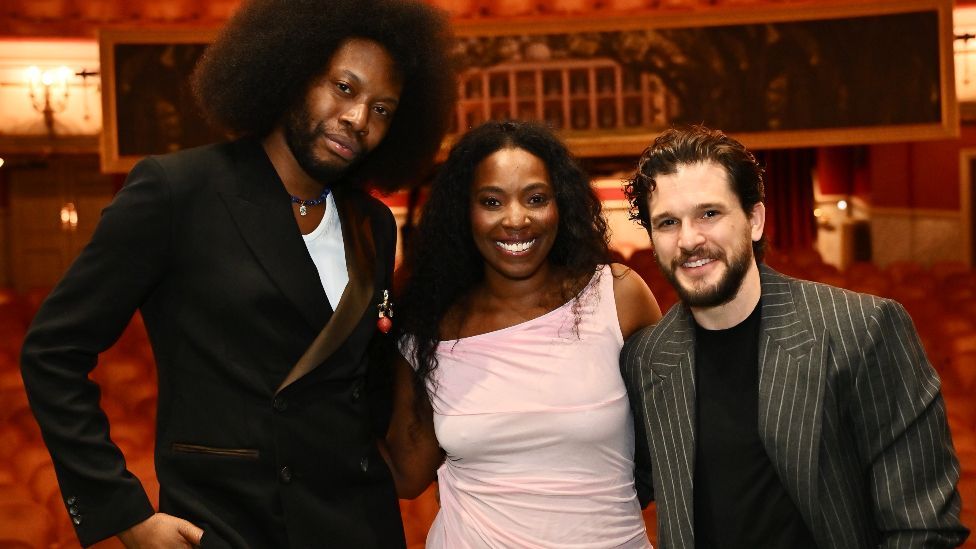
[[748, 202, 765, 242]]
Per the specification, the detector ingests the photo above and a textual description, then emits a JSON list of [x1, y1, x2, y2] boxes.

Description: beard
[[657, 236, 754, 309], [282, 102, 358, 186]]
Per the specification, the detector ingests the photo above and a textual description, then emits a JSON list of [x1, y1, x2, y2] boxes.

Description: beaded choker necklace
[[290, 187, 331, 216]]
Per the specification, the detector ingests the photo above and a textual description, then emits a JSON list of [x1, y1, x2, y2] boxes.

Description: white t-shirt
[[301, 193, 348, 307]]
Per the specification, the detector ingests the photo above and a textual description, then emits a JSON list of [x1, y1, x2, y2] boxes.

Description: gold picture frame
[[450, 0, 957, 156], [99, 0, 957, 171], [98, 28, 219, 173]]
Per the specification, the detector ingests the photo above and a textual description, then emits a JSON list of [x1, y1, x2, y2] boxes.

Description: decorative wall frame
[[99, 28, 220, 172], [450, 0, 957, 156], [99, 0, 956, 171]]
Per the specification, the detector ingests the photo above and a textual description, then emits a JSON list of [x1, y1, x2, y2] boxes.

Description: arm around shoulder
[[611, 263, 662, 341]]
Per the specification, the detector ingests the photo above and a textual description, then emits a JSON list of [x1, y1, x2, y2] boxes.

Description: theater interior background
[[1, 0, 975, 546]]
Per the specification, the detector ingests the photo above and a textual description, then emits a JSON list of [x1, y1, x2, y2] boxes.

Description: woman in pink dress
[[382, 121, 662, 548]]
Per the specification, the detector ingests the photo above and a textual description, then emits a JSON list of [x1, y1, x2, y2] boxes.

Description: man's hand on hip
[[118, 513, 204, 548]]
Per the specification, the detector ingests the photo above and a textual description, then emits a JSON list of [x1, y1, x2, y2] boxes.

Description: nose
[[676, 222, 705, 252], [501, 203, 530, 231], [340, 102, 369, 134]]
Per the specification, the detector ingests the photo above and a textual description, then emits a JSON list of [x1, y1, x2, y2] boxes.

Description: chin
[[491, 261, 545, 281], [498, 267, 538, 280]]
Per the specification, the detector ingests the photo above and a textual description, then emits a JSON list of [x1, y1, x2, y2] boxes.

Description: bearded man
[[620, 125, 969, 548]]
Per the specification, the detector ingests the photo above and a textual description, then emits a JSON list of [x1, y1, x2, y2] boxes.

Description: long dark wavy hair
[[191, 0, 457, 192], [398, 120, 611, 402]]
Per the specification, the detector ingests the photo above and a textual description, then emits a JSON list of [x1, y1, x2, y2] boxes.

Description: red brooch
[[377, 290, 393, 334]]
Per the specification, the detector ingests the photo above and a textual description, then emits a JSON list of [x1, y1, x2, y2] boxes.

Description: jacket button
[[360, 457, 369, 472], [66, 496, 77, 505], [68, 505, 79, 516], [72, 516, 82, 525], [273, 396, 288, 412], [351, 386, 361, 400], [279, 466, 293, 484]]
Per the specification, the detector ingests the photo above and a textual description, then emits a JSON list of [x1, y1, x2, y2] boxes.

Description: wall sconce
[[25, 65, 73, 136], [60, 202, 78, 231], [813, 207, 835, 231]]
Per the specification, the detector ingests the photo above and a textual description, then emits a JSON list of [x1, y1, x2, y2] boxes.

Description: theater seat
[[0, 484, 33, 506], [642, 502, 658, 545], [400, 483, 439, 547], [625, 249, 658, 282], [10, 446, 52, 485], [952, 334, 976, 357], [0, 501, 55, 547], [947, 352, 976, 395], [27, 461, 61, 511], [884, 260, 924, 283]]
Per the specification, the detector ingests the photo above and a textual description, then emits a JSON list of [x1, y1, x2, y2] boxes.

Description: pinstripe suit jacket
[[621, 265, 969, 548]]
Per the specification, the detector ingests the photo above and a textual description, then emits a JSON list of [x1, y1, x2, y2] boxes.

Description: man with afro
[[20, 0, 457, 546]]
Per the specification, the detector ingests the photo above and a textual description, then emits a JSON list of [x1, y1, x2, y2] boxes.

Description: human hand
[[118, 513, 204, 548]]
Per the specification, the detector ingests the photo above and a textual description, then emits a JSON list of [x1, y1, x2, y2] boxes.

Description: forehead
[[648, 161, 735, 212], [473, 147, 550, 187], [324, 37, 402, 88]]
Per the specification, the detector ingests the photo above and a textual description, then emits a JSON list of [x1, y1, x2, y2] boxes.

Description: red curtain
[[754, 149, 817, 252]]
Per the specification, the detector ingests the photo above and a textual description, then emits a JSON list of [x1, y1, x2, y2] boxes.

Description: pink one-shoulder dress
[[404, 266, 651, 548]]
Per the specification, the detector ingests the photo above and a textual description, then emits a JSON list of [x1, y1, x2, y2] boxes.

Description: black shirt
[[692, 301, 817, 549]]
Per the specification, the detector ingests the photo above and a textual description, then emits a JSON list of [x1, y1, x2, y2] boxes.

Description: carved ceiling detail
[[2, 0, 816, 38]]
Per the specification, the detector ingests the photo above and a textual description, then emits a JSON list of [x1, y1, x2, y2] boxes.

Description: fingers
[[118, 513, 205, 549], [177, 518, 205, 546]]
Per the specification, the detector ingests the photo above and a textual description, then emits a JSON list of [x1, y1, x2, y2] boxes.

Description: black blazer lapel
[[217, 139, 332, 330], [276, 189, 376, 393], [756, 265, 825, 529]]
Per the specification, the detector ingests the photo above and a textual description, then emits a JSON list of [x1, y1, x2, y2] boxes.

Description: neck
[[262, 127, 331, 199], [690, 261, 762, 330], [478, 263, 561, 309]]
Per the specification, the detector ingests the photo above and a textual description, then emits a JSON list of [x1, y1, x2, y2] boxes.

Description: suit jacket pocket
[[171, 443, 260, 459]]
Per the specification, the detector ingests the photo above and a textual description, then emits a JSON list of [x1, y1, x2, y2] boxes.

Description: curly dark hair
[[624, 124, 767, 261], [191, 0, 457, 192], [398, 120, 611, 401]]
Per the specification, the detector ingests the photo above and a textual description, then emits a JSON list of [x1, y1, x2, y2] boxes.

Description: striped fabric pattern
[[621, 265, 969, 548]]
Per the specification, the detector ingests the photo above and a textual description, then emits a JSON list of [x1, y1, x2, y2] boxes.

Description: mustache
[[315, 123, 363, 158], [671, 246, 725, 268]]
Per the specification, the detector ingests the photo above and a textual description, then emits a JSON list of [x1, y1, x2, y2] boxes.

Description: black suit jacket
[[20, 138, 406, 548]]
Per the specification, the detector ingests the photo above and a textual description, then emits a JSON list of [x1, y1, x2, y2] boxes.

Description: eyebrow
[[474, 182, 551, 194], [650, 202, 724, 224]]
